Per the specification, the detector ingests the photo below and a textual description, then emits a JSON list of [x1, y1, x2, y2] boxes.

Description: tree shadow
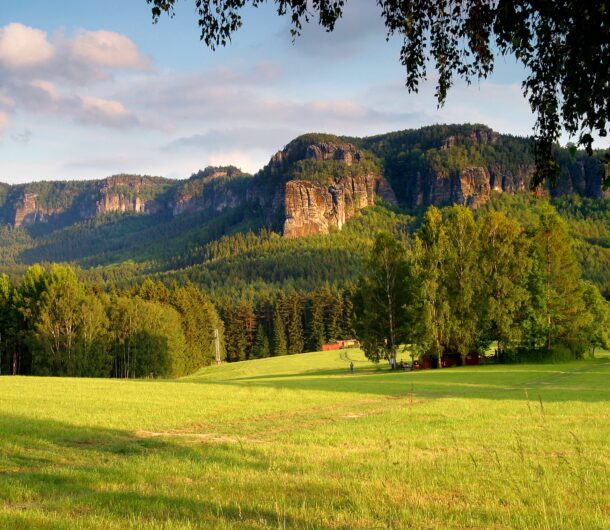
[[0, 414, 310, 527], [183, 360, 610, 403]]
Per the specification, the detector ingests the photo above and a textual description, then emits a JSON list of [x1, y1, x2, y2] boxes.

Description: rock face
[[283, 172, 393, 238], [245, 135, 397, 237], [95, 176, 163, 216], [13, 193, 63, 227], [305, 142, 362, 165], [456, 167, 492, 209]]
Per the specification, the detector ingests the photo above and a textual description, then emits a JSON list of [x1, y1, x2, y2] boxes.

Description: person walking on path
[[349, 361, 354, 374]]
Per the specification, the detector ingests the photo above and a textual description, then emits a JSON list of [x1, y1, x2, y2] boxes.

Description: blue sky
[[0, 1, 568, 183]]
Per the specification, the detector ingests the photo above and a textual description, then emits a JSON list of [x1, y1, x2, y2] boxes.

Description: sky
[[0, 0, 579, 183]]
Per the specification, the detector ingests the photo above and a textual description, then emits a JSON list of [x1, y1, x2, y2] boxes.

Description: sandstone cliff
[[247, 134, 396, 237], [95, 175, 166, 216], [364, 124, 608, 209], [13, 192, 63, 227], [283, 171, 394, 238]]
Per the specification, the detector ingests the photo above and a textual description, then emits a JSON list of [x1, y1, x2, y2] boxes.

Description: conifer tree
[[272, 303, 288, 357], [252, 324, 270, 359], [287, 293, 304, 354], [308, 294, 325, 351]]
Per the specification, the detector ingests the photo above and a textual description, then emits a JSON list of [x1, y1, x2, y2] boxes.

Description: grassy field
[[1, 349, 609, 529]]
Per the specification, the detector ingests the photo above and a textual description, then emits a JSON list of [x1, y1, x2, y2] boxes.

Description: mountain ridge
[[0, 124, 607, 238]]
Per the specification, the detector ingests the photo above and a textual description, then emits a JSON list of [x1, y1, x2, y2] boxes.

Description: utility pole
[[214, 328, 221, 365]]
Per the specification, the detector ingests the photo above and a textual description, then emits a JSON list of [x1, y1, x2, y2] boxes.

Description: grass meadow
[[0, 349, 609, 529]]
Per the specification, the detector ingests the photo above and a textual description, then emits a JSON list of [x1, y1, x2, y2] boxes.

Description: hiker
[[349, 361, 354, 374]]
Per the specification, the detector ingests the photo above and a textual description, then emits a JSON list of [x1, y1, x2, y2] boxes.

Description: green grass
[[1, 349, 609, 529]]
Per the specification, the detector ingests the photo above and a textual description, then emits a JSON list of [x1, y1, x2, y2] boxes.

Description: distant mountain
[[1, 124, 607, 233], [0, 124, 608, 295]]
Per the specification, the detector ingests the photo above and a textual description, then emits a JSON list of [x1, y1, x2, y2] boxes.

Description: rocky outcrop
[[172, 186, 244, 216], [305, 142, 362, 165], [95, 176, 164, 216], [551, 158, 610, 199], [13, 193, 63, 227], [283, 172, 396, 238], [247, 135, 397, 237], [404, 165, 535, 209], [456, 167, 492, 209]]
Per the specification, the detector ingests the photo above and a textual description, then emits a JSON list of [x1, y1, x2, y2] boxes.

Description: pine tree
[[308, 293, 325, 351], [252, 324, 270, 359], [272, 306, 288, 356], [287, 292, 304, 354], [236, 298, 257, 360]]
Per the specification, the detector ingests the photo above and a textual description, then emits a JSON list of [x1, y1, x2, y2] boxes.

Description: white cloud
[[0, 23, 152, 131], [0, 23, 54, 70], [79, 95, 137, 127], [82, 96, 130, 118], [70, 30, 152, 71]]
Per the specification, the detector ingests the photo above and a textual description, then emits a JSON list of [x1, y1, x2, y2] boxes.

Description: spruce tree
[[272, 303, 288, 356], [308, 294, 325, 351], [287, 293, 304, 354], [252, 324, 270, 359]]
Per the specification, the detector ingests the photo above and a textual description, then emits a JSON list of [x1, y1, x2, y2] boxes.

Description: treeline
[[355, 203, 610, 364], [218, 283, 355, 361], [0, 268, 223, 377]]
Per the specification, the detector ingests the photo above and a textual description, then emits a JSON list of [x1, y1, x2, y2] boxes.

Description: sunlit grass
[[1, 348, 609, 528]]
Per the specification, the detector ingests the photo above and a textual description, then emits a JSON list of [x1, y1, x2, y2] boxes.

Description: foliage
[[357, 203, 604, 364], [0, 266, 224, 377], [353, 233, 412, 362], [148, 0, 610, 187]]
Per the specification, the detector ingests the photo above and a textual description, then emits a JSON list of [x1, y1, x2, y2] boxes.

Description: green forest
[[0, 196, 608, 378]]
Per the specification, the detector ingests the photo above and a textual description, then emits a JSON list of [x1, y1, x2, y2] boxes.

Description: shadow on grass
[[0, 414, 307, 527], [182, 359, 610, 403]]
